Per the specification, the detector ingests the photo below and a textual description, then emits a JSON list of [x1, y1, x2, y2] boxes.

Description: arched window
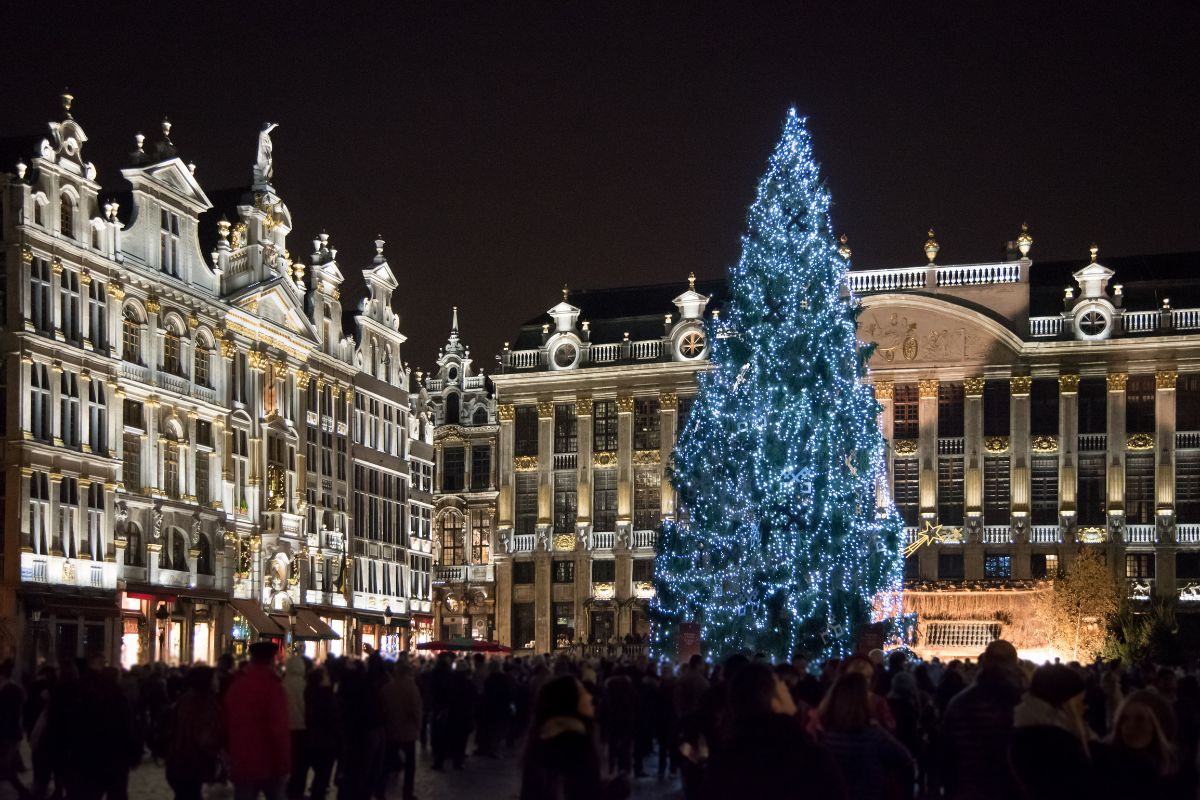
[[60, 193, 75, 238], [124, 523, 143, 566], [194, 338, 211, 387], [162, 319, 184, 376], [472, 407, 488, 425], [197, 533, 213, 575], [445, 393, 460, 425], [122, 308, 142, 364], [172, 530, 189, 571], [440, 514, 465, 566]]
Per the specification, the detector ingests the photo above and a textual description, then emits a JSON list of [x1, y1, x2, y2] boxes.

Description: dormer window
[[160, 209, 180, 277]]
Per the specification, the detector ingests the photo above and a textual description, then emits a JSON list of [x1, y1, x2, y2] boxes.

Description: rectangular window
[[87, 279, 107, 351], [592, 560, 616, 582], [471, 509, 490, 564], [196, 452, 210, 506], [983, 380, 1011, 437], [632, 559, 654, 583], [1078, 453, 1107, 525], [593, 400, 618, 452], [904, 554, 920, 580], [553, 471, 577, 533], [59, 478, 78, 559], [892, 458, 919, 526], [160, 209, 180, 276], [1126, 552, 1155, 579], [28, 471, 51, 555], [1031, 553, 1057, 579], [441, 446, 465, 492], [552, 560, 575, 583], [88, 380, 107, 454], [984, 456, 1010, 526], [634, 468, 661, 530], [554, 403, 577, 453], [29, 364, 51, 442], [1126, 374, 1156, 434], [1177, 552, 1200, 581], [937, 382, 964, 438], [86, 483, 104, 561], [513, 561, 536, 584], [1125, 453, 1155, 526], [552, 603, 575, 649], [512, 602, 536, 649], [514, 406, 539, 457], [1179, 375, 1200, 432], [938, 553, 965, 580], [123, 433, 142, 492], [634, 398, 661, 450], [60, 269, 80, 342], [30, 258, 53, 335], [1177, 450, 1200, 524], [937, 457, 964, 526], [1078, 378, 1107, 434], [984, 554, 1012, 579], [677, 397, 695, 436], [60, 372, 80, 448], [1031, 456, 1059, 525], [471, 446, 491, 492], [123, 399, 143, 430], [1030, 378, 1060, 436], [592, 470, 617, 532], [515, 473, 538, 536], [893, 384, 919, 440]]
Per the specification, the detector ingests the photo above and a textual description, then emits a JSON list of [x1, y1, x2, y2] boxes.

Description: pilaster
[[875, 381, 895, 511], [537, 401, 553, 527], [1010, 376, 1032, 539], [659, 392, 678, 517], [616, 396, 634, 525], [1059, 375, 1079, 533], [497, 404, 515, 528], [963, 377, 984, 517], [918, 379, 938, 524], [1108, 372, 1128, 539], [576, 398, 593, 523], [1156, 371, 1177, 537]]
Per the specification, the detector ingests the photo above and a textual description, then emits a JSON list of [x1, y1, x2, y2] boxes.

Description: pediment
[[234, 283, 318, 342], [124, 158, 212, 210], [860, 297, 1023, 367]]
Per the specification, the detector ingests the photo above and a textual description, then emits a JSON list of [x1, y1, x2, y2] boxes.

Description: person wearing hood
[[282, 655, 308, 799], [1010, 664, 1092, 800]]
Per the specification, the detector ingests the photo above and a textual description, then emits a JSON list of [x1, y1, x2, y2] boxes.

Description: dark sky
[[7, 2, 1199, 370]]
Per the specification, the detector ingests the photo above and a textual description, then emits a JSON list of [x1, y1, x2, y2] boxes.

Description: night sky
[[6, 3, 1199, 370]]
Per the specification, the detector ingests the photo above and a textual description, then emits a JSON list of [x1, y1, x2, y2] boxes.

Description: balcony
[[425, 378, 445, 391], [936, 262, 1021, 287], [1030, 525, 1062, 544], [1177, 431, 1200, 449], [434, 565, 468, 584], [119, 361, 149, 382], [848, 266, 928, 293], [982, 526, 1012, 544], [1175, 309, 1200, 330], [511, 533, 537, 553], [553, 453, 578, 471], [631, 340, 662, 360], [937, 437, 964, 455], [1178, 524, 1200, 544], [590, 343, 620, 363], [591, 531, 615, 550], [905, 527, 920, 546], [1122, 311, 1160, 334], [157, 372, 189, 395], [1078, 433, 1107, 452], [509, 350, 540, 369], [632, 530, 657, 549], [1029, 317, 1063, 337], [1125, 525, 1157, 544]]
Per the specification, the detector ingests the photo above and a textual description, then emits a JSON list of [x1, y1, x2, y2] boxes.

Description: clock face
[[553, 342, 578, 368], [679, 331, 706, 358]]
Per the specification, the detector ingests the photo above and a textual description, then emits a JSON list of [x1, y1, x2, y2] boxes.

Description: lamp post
[[383, 605, 393, 658], [288, 608, 298, 655]]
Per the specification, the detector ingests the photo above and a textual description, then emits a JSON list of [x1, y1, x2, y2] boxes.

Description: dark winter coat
[[822, 723, 913, 800], [1009, 696, 1092, 800], [166, 687, 223, 784], [939, 667, 1023, 800], [706, 713, 846, 800], [521, 717, 627, 800], [303, 681, 341, 756]]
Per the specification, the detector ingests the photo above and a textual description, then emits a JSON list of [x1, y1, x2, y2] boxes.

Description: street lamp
[[287, 607, 298, 654], [383, 605, 393, 657], [155, 603, 170, 663]]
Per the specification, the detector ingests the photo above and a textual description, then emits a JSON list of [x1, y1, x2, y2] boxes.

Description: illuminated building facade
[[0, 97, 429, 669]]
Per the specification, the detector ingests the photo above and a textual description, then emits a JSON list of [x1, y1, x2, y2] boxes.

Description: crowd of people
[[0, 639, 1199, 799]]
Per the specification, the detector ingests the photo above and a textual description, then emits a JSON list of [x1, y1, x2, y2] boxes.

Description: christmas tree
[[652, 110, 905, 660]]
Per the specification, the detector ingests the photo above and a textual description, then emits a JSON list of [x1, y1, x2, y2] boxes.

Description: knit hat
[[1029, 664, 1086, 707], [980, 639, 1019, 671]]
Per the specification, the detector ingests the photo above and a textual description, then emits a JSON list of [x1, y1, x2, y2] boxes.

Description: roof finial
[[562, 284, 569, 302], [924, 228, 940, 264], [374, 236, 385, 256], [688, 272, 696, 291], [161, 117, 172, 142], [1089, 243, 1099, 263], [451, 306, 459, 332], [838, 233, 851, 260], [61, 90, 74, 118], [1017, 222, 1033, 257], [135, 133, 145, 153]]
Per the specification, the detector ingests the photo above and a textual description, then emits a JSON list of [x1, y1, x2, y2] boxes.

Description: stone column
[[1059, 375, 1080, 540], [19, 354, 32, 436], [1157, 370, 1178, 600], [537, 401, 554, 530], [659, 392, 678, 517], [1011, 376, 1032, 577], [79, 370, 92, 453], [616, 396, 634, 530], [146, 397, 160, 494], [1108, 373, 1128, 550], [50, 258, 63, 339], [874, 381, 895, 512], [48, 471, 62, 556], [918, 379, 939, 525], [494, 559, 512, 648], [144, 297, 162, 374], [295, 373, 311, 501], [497, 405, 515, 529], [576, 398, 594, 529], [77, 478, 92, 561], [50, 361, 63, 446], [964, 377, 985, 517], [534, 552, 551, 652]]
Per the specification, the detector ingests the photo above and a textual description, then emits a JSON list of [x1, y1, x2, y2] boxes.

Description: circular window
[[679, 331, 707, 359], [552, 342, 578, 368], [1075, 304, 1111, 340], [447, 366, 458, 381]]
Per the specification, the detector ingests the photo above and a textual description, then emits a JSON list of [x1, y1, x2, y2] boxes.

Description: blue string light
[[651, 109, 906, 661]]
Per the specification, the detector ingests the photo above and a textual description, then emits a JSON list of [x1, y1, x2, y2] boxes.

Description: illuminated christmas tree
[[652, 109, 904, 660]]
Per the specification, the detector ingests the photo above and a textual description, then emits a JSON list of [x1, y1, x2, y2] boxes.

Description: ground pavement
[[2, 742, 683, 800]]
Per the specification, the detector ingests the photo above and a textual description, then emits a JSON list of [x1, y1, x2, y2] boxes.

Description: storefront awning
[[269, 609, 342, 641], [229, 599, 286, 637]]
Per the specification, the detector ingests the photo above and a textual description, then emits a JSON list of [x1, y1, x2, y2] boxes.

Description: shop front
[[355, 608, 410, 660], [411, 614, 435, 652], [228, 598, 287, 658], [121, 585, 229, 667], [20, 589, 119, 671]]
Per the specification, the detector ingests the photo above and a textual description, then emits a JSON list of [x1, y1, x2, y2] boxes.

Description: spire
[[451, 306, 459, 333], [443, 306, 464, 357]]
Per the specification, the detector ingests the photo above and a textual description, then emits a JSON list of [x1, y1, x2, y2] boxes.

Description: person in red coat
[[225, 641, 292, 800]]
